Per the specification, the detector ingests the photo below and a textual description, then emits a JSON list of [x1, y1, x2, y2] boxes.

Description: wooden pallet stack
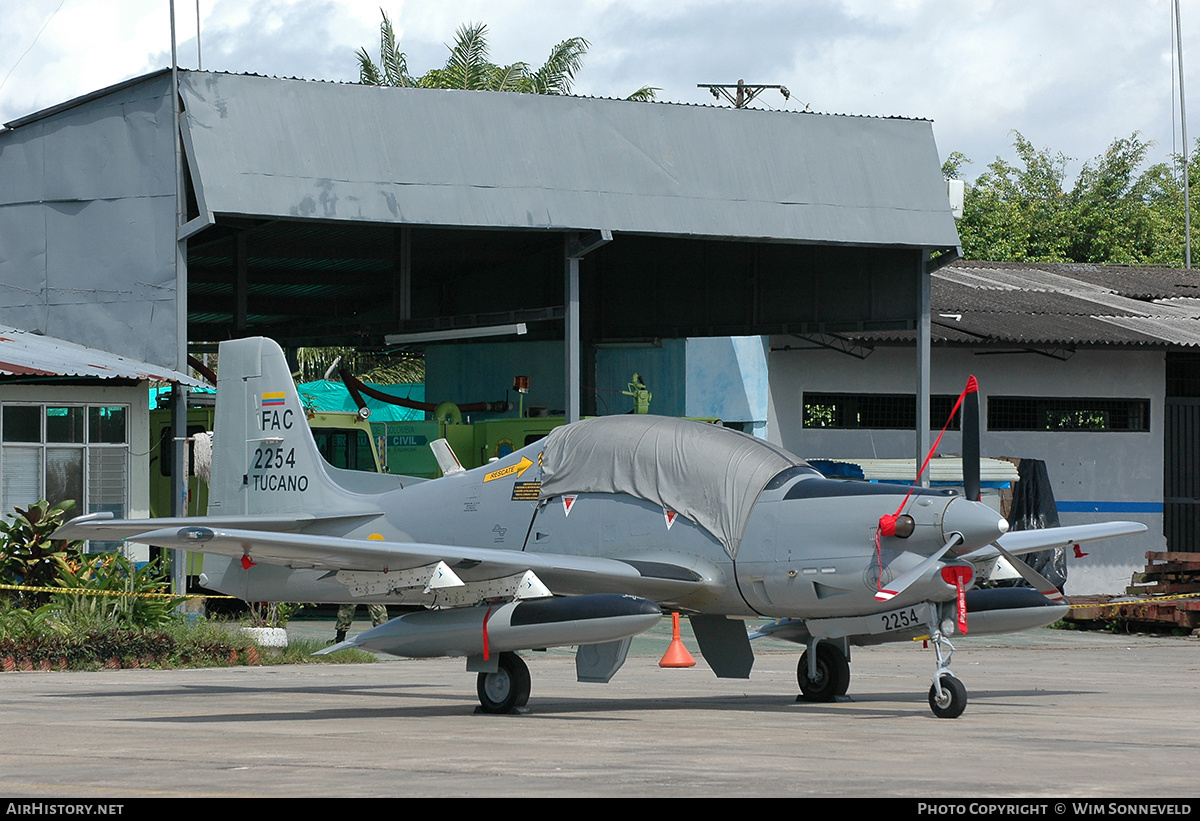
[[1065, 552, 1200, 631], [1129, 552, 1200, 597]]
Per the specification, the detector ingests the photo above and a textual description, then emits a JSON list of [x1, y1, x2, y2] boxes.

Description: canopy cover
[[538, 416, 806, 558]]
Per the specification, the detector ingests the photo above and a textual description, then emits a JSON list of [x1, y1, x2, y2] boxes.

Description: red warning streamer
[[941, 565, 973, 634], [481, 605, 494, 661]]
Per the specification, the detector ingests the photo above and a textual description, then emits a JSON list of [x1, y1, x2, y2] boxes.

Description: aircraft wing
[[963, 521, 1147, 561], [112, 524, 712, 602], [53, 511, 384, 540]]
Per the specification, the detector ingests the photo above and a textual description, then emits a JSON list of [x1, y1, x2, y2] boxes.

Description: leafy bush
[[0, 602, 254, 670], [0, 500, 84, 607], [0, 603, 375, 671], [52, 553, 183, 630], [243, 600, 303, 628]]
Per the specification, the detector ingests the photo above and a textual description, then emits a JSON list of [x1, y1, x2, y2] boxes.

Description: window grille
[[0, 404, 130, 547], [803, 393, 963, 430], [987, 396, 1150, 432]]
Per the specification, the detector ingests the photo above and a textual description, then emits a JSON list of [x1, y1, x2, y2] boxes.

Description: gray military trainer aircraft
[[56, 337, 1145, 718]]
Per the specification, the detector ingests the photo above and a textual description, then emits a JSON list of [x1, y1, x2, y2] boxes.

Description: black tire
[[476, 652, 531, 714], [797, 643, 850, 702], [928, 675, 967, 719]]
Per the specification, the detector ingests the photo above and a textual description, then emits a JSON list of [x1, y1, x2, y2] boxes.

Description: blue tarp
[[295, 380, 425, 422], [150, 381, 425, 421]]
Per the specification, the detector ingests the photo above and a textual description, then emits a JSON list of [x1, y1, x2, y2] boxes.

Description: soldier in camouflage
[[334, 603, 389, 643]]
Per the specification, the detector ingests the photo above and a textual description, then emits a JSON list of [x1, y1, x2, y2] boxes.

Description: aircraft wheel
[[476, 652, 531, 714], [797, 643, 850, 702], [928, 675, 967, 719]]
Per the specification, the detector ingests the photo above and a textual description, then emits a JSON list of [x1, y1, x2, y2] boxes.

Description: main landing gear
[[476, 652, 531, 714], [797, 641, 850, 702]]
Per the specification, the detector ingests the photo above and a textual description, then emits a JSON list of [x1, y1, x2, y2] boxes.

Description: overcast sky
[[2, 0, 1196, 184]]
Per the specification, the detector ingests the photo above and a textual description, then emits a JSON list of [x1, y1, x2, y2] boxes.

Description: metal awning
[[0, 327, 209, 386]]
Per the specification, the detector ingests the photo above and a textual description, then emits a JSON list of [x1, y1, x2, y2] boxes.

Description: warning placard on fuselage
[[511, 481, 541, 501]]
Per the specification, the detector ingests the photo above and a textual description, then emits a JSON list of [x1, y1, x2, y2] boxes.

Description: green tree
[[294, 346, 424, 385], [357, 12, 657, 101], [953, 131, 1197, 266], [1065, 133, 1161, 264], [953, 133, 1067, 261]]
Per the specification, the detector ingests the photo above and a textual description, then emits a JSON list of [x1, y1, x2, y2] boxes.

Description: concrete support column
[[917, 252, 932, 487], [565, 253, 581, 423], [564, 230, 612, 423]]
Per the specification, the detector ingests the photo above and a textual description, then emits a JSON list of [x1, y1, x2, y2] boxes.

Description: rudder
[[207, 337, 378, 517]]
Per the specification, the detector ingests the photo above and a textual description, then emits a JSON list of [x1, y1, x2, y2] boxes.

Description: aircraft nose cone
[[942, 497, 1009, 550]]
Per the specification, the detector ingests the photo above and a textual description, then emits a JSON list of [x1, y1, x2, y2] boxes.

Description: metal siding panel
[[179, 72, 960, 248], [0, 125, 47, 205], [0, 74, 180, 368]]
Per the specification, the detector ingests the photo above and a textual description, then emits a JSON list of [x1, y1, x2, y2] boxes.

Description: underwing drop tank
[[317, 594, 662, 658]]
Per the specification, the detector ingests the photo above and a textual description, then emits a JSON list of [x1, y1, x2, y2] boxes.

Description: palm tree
[[357, 13, 657, 101]]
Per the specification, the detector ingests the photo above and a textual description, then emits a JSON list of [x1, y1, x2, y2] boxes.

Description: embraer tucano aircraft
[[56, 337, 1145, 718]]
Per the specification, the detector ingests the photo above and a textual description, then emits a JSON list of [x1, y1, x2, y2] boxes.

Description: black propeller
[[962, 375, 980, 502], [960, 375, 1067, 601]]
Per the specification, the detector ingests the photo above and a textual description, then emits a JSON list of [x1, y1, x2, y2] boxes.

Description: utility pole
[[697, 80, 790, 108]]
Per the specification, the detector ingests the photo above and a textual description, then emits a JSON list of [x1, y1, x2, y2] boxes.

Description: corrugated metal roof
[[0, 328, 209, 386], [849, 261, 1200, 348], [954, 260, 1200, 301], [941, 261, 1200, 347], [178, 71, 960, 248]]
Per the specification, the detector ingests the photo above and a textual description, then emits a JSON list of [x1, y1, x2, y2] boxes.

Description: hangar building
[[0, 69, 956, 399], [4, 68, 1182, 594]]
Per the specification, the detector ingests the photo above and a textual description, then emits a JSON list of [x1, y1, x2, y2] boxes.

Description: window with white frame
[[1, 403, 129, 550]]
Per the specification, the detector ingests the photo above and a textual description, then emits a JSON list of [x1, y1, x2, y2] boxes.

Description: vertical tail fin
[[207, 337, 375, 516]]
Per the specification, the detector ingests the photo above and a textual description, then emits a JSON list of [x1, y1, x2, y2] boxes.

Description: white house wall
[[767, 343, 1166, 595], [0, 383, 150, 561]]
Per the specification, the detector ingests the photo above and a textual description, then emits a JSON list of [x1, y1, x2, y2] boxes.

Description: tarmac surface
[[2, 618, 1198, 798]]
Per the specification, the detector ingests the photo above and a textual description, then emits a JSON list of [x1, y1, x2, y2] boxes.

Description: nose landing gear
[[927, 617, 967, 719]]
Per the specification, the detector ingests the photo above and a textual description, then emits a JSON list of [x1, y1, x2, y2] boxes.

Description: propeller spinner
[[873, 375, 1005, 602]]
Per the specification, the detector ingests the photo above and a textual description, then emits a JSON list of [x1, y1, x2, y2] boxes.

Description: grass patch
[[255, 636, 377, 665]]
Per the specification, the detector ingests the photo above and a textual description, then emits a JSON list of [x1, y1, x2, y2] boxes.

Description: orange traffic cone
[[659, 612, 696, 668]]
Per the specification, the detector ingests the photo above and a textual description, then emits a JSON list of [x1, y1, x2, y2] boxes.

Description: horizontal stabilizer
[[53, 511, 383, 542]]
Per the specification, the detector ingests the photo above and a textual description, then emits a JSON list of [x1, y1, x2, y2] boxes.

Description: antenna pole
[[196, 0, 202, 69], [1177, 0, 1192, 268]]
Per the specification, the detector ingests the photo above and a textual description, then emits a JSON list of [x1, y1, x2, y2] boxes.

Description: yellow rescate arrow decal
[[483, 456, 533, 483]]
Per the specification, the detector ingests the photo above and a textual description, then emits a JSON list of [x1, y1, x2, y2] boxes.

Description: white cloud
[[2, 0, 1195, 184]]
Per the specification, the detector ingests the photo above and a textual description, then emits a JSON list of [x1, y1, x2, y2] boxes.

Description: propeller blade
[[875, 533, 963, 602], [962, 375, 980, 502], [991, 521, 1146, 555], [992, 542, 1066, 603]]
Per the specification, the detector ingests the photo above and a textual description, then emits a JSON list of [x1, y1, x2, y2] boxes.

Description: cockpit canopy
[[538, 415, 809, 558]]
